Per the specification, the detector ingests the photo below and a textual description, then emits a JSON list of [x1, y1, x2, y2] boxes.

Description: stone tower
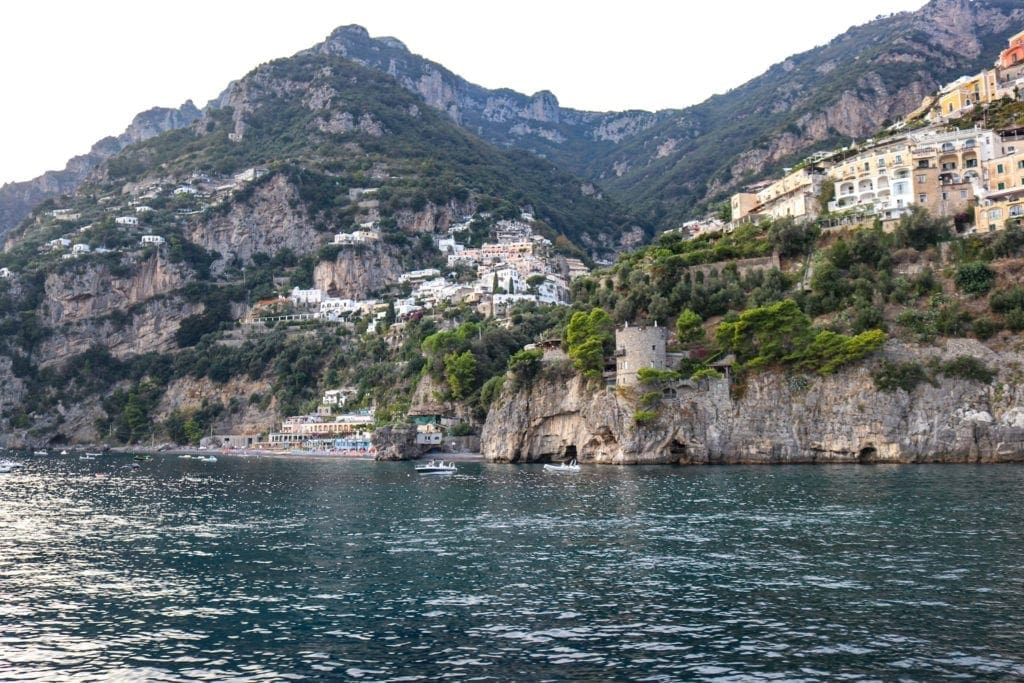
[[615, 322, 668, 387]]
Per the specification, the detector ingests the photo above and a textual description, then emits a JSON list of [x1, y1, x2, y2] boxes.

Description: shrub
[[637, 368, 681, 384], [873, 360, 930, 393], [972, 317, 1000, 340], [954, 262, 995, 296], [990, 286, 1024, 314], [690, 367, 724, 381], [938, 356, 996, 384], [633, 410, 658, 426]]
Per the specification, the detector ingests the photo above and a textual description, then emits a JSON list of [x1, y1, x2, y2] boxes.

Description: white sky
[[1, 0, 927, 185]]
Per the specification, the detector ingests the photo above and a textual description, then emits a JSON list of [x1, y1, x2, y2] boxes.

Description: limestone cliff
[[186, 174, 322, 271], [313, 242, 404, 299], [41, 254, 189, 327], [156, 375, 277, 436], [481, 340, 1024, 465]]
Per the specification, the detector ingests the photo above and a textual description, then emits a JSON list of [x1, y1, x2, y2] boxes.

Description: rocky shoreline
[[481, 339, 1024, 466]]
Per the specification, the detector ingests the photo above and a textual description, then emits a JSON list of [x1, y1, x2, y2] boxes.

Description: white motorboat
[[0, 460, 23, 473], [32, 450, 48, 456], [197, 455, 217, 463], [60, 450, 69, 455], [543, 459, 581, 473], [415, 459, 457, 474], [84, 452, 102, 457], [78, 455, 96, 461]]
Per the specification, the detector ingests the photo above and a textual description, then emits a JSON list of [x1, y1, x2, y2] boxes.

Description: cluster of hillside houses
[[726, 30, 1024, 235]]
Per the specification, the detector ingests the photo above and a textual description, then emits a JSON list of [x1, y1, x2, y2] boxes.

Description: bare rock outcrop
[[186, 174, 322, 270], [313, 242, 404, 299], [482, 340, 1024, 465], [41, 254, 190, 326]]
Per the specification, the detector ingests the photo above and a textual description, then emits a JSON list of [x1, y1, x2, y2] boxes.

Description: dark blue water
[[1, 453, 1024, 681]]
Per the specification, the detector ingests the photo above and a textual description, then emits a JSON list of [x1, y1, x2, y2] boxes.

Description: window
[[998, 182, 1006, 190], [941, 192, 948, 200], [1017, 160, 1024, 170], [919, 193, 928, 203], [998, 163, 1005, 174], [960, 190, 968, 199], [918, 160, 930, 169], [863, 162, 870, 171], [990, 208, 1003, 220], [917, 174, 927, 184], [894, 154, 903, 164]]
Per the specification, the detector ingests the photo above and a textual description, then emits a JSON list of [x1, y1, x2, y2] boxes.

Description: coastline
[[106, 446, 486, 462]]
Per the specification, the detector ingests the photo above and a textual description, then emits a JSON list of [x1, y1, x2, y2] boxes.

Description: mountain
[[304, 25, 665, 174], [596, 0, 1024, 225], [305, 0, 1024, 227], [0, 102, 201, 239], [6, 0, 1023, 242]]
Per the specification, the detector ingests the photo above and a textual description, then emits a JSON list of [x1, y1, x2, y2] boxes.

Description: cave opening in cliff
[[670, 438, 687, 459], [564, 445, 577, 462], [858, 446, 877, 462]]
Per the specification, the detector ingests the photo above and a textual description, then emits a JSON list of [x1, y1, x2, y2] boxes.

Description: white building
[[333, 230, 380, 245], [0, 267, 11, 279], [115, 216, 139, 226], [290, 287, 324, 306], [319, 297, 359, 318], [234, 167, 268, 184], [140, 235, 165, 245], [46, 238, 72, 251], [322, 388, 357, 407], [436, 236, 464, 255], [399, 268, 441, 284], [173, 185, 198, 196], [71, 243, 91, 255], [135, 205, 154, 214]]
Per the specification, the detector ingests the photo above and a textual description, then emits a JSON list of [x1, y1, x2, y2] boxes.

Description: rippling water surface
[[2, 454, 1024, 681]]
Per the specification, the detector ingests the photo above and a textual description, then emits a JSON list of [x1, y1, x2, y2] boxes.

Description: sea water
[[1, 452, 1023, 681]]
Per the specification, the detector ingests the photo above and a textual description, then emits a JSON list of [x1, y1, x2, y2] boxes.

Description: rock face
[[186, 174, 322, 271], [373, 424, 429, 461], [313, 242, 404, 299], [42, 254, 189, 327], [156, 375, 276, 436], [36, 254, 199, 365], [481, 340, 1024, 465], [0, 101, 200, 240]]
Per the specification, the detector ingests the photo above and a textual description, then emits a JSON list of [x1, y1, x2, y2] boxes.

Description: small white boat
[[60, 450, 69, 455], [0, 460, 23, 473], [197, 455, 217, 463], [415, 459, 457, 474], [543, 459, 581, 473], [85, 452, 102, 457], [78, 455, 96, 461], [33, 450, 48, 456]]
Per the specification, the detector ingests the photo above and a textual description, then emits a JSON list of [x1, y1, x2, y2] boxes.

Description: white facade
[[320, 298, 357, 317], [71, 243, 91, 255], [47, 238, 72, 251], [174, 185, 198, 195], [333, 230, 380, 245], [116, 216, 139, 226], [290, 287, 324, 306], [399, 268, 441, 284], [140, 235, 165, 245], [0, 268, 11, 279], [135, 205, 154, 213]]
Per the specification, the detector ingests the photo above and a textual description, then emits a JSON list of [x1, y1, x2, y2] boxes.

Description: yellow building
[[730, 166, 827, 223], [975, 150, 1024, 232], [730, 192, 759, 222], [936, 69, 1000, 118]]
